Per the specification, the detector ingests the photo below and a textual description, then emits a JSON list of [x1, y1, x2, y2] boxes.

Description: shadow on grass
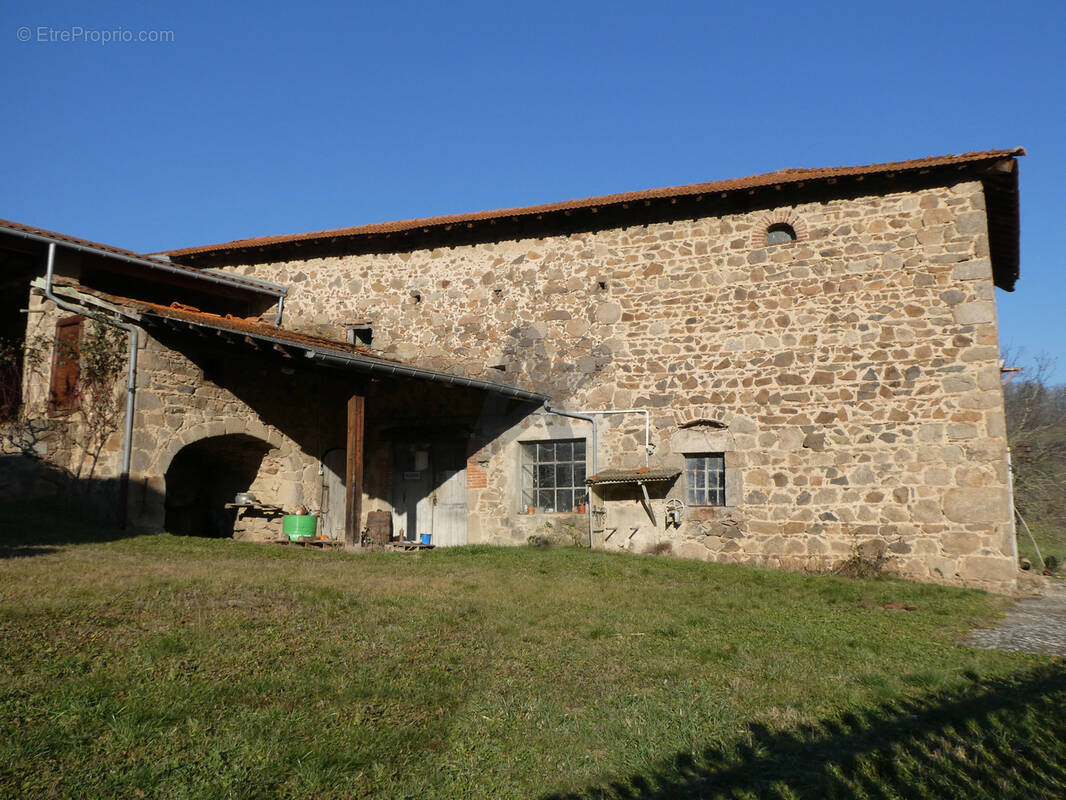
[[0, 497, 140, 557], [0, 544, 63, 559], [545, 663, 1066, 800]]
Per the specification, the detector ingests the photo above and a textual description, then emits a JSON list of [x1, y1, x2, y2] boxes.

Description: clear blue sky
[[4, 1, 1064, 382]]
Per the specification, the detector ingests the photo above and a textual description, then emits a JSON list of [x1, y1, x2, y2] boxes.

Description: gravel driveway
[[964, 579, 1066, 657]]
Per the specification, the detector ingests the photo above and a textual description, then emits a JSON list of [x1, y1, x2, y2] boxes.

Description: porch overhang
[[585, 468, 681, 486], [37, 279, 550, 404], [40, 279, 550, 548], [585, 469, 681, 527]]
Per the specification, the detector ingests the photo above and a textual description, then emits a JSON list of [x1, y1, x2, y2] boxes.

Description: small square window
[[685, 453, 725, 506], [521, 438, 587, 512], [344, 322, 373, 346]]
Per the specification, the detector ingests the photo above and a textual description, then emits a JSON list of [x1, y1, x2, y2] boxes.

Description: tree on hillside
[[1003, 355, 1066, 541]]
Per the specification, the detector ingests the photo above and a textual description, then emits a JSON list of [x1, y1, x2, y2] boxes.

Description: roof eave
[[1, 220, 286, 297], [41, 281, 549, 404], [982, 158, 1022, 292], [163, 148, 1026, 260]]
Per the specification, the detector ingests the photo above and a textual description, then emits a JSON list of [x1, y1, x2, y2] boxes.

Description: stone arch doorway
[[164, 434, 274, 537]]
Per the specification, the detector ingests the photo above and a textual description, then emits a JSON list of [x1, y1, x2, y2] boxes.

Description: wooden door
[[322, 448, 346, 539], [389, 441, 468, 546], [431, 442, 467, 547], [392, 445, 430, 542], [48, 315, 83, 416]]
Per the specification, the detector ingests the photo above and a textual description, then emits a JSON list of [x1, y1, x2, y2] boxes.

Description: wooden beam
[[638, 481, 656, 526], [344, 390, 366, 547]]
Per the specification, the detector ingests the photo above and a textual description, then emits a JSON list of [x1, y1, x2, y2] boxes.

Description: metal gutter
[[2, 223, 287, 298], [304, 350, 550, 404], [274, 294, 285, 327], [43, 243, 139, 528], [200, 267, 288, 295]]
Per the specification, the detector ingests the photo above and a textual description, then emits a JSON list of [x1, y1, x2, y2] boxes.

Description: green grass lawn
[[1017, 517, 1066, 574], [1, 507, 1063, 799]]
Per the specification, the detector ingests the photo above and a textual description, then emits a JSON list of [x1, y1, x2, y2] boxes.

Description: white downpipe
[[542, 404, 598, 547], [1007, 446, 1019, 567], [540, 406, 654, 548], [541, 405, 598, 473]]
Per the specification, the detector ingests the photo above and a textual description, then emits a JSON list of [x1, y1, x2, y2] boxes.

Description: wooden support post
[[638, 481, 656, 526], [345, 390, 365, 548]]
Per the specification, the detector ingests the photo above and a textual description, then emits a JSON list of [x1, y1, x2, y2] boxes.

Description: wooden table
[[266, 537, 345, 550], [386, 542, 436, 551], [224, 502, 284, 513]]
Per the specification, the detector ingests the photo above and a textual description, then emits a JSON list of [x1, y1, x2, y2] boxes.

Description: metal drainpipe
[[1007, 446, 1020, 568], [43, 242, 140, 528], [574, 408, 651, 466], [542, 404, 598, 547], [274, 294, 285, 326]]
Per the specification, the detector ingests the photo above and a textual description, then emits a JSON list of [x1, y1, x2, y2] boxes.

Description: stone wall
[[0, 291, 130, 513], [124, 332, 347, 533], [8, 176, 1015, 588], [6, 289, 343, 536], [213, 178, 1015, 588]]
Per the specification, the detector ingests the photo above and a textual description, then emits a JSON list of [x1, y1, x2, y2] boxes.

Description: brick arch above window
[[751, 210, 809, 248]]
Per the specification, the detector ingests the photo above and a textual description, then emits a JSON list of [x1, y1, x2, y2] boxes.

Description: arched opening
[[766, 222, 797, 245], [164, 434, 274, 537]]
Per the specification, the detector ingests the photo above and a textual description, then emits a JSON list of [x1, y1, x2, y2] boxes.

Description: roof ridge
[[163, 148, 1024, 258]]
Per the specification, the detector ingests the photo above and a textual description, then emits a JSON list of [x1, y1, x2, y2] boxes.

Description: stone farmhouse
[[0, 148, 1024, 589]]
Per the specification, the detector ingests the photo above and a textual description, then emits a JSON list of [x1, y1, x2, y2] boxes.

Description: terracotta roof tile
[[48, 281, 550, 402], [143, 301, 389, 359], [57, 282, 385, 360], [164, 149, 1024, 257]]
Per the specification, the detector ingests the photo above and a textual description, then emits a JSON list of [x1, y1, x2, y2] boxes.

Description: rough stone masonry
[[169, 165, 1017, 590]]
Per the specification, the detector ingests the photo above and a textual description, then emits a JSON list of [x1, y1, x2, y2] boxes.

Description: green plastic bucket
[[283, 515, 318, 541]]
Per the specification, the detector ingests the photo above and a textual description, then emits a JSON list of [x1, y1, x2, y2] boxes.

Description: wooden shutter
[[48, 316, 83, 416]]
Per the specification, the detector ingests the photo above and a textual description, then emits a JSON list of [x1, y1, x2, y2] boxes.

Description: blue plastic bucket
[[420, 533, 431, 546]]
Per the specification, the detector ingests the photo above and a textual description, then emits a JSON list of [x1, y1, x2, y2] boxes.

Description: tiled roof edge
[[164, 148, 1025, 257]]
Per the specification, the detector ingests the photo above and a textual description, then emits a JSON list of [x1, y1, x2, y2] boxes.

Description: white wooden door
[[322, 448, 346, 539], [390, 441, 467, 547], [392, 445, 429, 542], [431, 466, 467, 547]]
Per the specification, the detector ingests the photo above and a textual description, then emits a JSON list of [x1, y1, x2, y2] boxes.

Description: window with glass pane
[[685, 453, 725, 506], [521, 439, 586, 512]]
